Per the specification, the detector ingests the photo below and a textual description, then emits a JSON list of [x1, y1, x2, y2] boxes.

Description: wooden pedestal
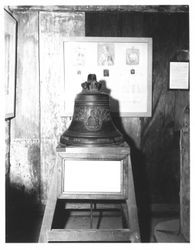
[[39, 142, 140, 242]]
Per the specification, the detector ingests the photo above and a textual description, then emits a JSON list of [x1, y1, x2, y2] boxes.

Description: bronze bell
[[60, 74, 124, 146]]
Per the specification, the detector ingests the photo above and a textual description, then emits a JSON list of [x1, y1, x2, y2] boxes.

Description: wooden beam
[[63, 210, 122, 216], [59, 193, 126, 200], [57, 142, 130, 154], [47, 229, 131, 242], [9, 5, 189, 13], [64, 202, 122, 209]]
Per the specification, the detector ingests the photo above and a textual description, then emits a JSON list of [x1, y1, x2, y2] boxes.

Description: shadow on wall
[[113, 115, 151, 242], [6, 138, 43, 242], [101, 79, 151, 242], [6, 182, 43, 242]]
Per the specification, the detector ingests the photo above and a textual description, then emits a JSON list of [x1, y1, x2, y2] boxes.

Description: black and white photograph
[[2, 1, 192, 246], [97, 43, 115, 66], [126, 48, 140, 65]]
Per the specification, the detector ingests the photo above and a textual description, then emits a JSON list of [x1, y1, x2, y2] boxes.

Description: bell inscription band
[[60, 74, 124, 146]]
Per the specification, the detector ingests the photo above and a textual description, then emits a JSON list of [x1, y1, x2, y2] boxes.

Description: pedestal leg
[[39, 161, 59, 242], [126, 155, 141, 242]]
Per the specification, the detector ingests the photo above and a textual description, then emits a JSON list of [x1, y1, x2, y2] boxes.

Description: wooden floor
[[62, 212, 182, 242], [65, 213, 123, 229], [6, 204, 182, 242]]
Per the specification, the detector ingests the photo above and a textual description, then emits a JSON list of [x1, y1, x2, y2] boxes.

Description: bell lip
[[59, 134, 125, 147], [59, 140, 125, 147], [57, 141, 129, 150], [58, 142, 125, 147]]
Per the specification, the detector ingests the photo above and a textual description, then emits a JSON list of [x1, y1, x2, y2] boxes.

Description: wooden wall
[[180, 106, 190, 241], [8, 9, 189, 205], [10, 11, 40, 198], [39, 11, 85, 202], [86, 11, 189, 203], [9, 11, 85, 203]]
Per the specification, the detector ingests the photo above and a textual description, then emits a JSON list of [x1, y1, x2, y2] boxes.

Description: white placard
[[63, 37, 152, 117], [64, 160, 121, 193], [169, 62, 189, 89]]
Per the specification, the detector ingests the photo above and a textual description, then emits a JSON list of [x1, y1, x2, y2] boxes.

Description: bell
[[60, 74, 124, 146]]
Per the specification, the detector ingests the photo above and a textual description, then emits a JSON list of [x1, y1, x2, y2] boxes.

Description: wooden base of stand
[[47, 229, 134, 242], [39, 143, 140, 243]]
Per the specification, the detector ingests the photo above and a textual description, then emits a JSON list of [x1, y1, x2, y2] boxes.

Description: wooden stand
[[39, 142, 140, 242]]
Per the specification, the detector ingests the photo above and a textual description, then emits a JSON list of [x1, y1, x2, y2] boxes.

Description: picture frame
[[4, 9, 17, 119], [169, 61, 189, 90], [63, 37, 152, 117]]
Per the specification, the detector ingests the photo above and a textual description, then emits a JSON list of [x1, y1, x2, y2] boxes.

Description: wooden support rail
[[47, 229, 132, 242]]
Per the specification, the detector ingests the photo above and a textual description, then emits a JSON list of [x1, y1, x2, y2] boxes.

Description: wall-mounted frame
[[63, 37, 152, 117], [4, 9, 17, 119], [169, 61, 189, 90]]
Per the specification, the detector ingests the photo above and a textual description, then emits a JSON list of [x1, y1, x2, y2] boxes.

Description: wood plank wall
[[10, 11, 40, 198], [85, 11, 189, 203], [180, 106, 190, 241], [39, 11, 85, 202], [9, 11, 85, 203]]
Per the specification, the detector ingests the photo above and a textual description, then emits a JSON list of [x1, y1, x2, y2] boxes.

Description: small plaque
[[169, 62, 189, 89]]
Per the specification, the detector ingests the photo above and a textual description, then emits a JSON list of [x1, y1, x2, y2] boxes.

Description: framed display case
[[4, 9, 17, 119], [63, 37, 152, 117]]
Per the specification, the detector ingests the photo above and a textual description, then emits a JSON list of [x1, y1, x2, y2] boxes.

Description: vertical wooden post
[[39, 159, 59, 242], [180, 106, 190, 241], [126, 155, 141, 242]]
